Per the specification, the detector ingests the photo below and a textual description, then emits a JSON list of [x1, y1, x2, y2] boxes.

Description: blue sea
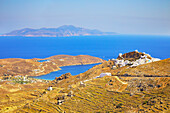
[[32, 63, 100, 80], [0, 35, 170, 80]]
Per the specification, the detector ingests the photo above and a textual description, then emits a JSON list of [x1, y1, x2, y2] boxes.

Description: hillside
[[1, 59, 169, 112], [0, 55, 105, 79], [1, 25, 116, 37], [0, 52, 169, 112], [111, 58, 170, 77]]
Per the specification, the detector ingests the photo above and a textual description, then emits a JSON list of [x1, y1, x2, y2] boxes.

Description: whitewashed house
[[130, 63, 138, 68], [124, 60, 130, 65], [151, 58, 160, 62], [118, 60, 125, 67], [47, 86, 53, 91], [99, 73, 111, 78], [135, 50, 139, 52], [23, 76, 26, 81], [119, 53, 123, 57], [112, 66, 117, 69], [80, 81, 86, 87]]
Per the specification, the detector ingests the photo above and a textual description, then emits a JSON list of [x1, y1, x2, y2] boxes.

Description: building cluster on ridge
[[78, 50, 161, 89], [111, 50, 160, 68]]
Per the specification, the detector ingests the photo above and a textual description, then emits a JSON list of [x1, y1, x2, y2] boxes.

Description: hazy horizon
[[0, 0, 170, 35]]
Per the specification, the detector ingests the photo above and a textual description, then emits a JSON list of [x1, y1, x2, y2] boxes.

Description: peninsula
[[0, 55, 105, 79], [0, 25, 116, 37]]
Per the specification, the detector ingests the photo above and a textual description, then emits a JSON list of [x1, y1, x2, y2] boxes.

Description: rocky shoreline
[[0, 55, 105, 80]]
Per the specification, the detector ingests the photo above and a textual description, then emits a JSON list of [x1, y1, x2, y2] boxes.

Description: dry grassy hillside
[[0, 58, 170, 112], [0, 55, 104, 78], [111, 58, 170, 77], [0, 58, 60, 78], [47, 55, 105, 67], [7, 76, 169, 113], [60, 77, 169, 112]]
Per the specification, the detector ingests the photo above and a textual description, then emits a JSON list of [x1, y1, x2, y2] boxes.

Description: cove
[[32, 63, 101, 80], [37, 59, 50, 62]]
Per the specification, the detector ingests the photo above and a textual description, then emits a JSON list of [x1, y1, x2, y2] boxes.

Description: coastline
[[29, 61, 104, 77], [0, 55, 105, 79], [30, 63, 101, 80]]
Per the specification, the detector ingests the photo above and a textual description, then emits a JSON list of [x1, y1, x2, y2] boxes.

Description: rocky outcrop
[[54, 73, 72, 83], [117, 50, 152, 61]]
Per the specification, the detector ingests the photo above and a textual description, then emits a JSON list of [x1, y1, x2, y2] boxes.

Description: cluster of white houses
[[79, 51, 161, 84], [95, 73, 112, 78], [111, 51, 160, 68]]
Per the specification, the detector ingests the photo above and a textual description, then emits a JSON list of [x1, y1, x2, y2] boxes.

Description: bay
[[32, 63, 100, 80], [0, 35, 170, 80]]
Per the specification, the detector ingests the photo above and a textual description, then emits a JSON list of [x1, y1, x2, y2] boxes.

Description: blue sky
[[0, 0, 170, 35]]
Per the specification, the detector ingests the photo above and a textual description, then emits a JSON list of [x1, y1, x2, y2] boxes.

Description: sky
[[0, 0, 170, 35]]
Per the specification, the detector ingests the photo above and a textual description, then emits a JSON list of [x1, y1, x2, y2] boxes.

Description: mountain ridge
[[1, 25, 116, 37]]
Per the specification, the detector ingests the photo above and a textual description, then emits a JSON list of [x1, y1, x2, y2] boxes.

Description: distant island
[[0, 25, 116, 37]]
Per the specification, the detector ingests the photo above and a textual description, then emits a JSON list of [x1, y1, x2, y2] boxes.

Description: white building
[[141, 55, 147, 59], [113, 59, 126, 67], [47, 86, 53, 91], [112, 66, 117, 69], [151, 58, 160, 62], [135, 50, 139, 52], [99, 73, 111, 78], [59, 59, 64, 61], [119, 53, 122, 57], [23, 76, 26, 81], [124, 60, 130, 65], [80, 81, 86, 87]]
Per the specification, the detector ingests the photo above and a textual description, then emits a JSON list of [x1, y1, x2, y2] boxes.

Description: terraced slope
[[60, 76, 169, 112], [0, 81, 48, 112], [0, 58, 170, 112], [10, 76, 170, 113]]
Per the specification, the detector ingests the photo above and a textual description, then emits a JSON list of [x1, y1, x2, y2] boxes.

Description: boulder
[[54, 73, 72, 83]]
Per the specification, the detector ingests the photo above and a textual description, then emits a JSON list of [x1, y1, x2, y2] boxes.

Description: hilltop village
[[112, 50, 160, 68], [0, 51, 169, 112]]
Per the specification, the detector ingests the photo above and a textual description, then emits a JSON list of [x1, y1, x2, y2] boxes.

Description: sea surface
[[0, 35, 170, 80]]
